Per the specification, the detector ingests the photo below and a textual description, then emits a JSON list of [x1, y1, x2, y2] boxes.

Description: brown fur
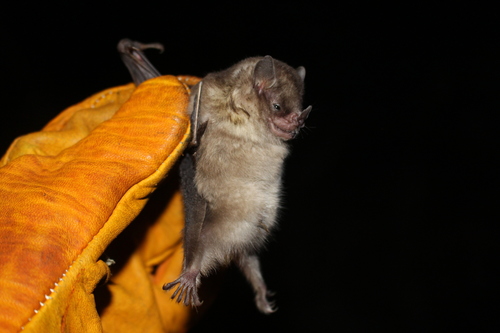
[[163, 56, 311, 314]]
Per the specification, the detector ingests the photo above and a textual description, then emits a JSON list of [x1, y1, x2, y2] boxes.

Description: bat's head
[[253, 56, 312, 141]]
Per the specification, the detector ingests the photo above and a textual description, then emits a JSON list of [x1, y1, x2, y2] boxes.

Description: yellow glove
[[0, 74, 201, 332]]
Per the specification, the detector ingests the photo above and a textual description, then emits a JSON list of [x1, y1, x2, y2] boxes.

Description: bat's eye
[[273, 103, 281, 111]]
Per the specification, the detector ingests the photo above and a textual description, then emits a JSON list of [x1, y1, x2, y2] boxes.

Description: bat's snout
[[270, 105, 312, 140]]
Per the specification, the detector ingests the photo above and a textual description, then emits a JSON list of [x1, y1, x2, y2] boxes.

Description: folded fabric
[[0, 75, 202, 332]]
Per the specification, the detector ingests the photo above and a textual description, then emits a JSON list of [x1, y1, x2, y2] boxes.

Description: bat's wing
[[117, 39, 163, 85], [178, 153, 207, 265], [162, 153, 206, 307]]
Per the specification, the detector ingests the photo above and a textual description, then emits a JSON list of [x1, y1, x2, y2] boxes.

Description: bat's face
[[253, 56, 312, 141]]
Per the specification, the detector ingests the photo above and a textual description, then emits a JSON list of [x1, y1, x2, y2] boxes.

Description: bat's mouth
[[269, 120, 297, 140]]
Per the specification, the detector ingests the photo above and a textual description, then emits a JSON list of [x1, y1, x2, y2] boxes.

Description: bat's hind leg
[[237, 253, 276, 314], [163, 269, 203, 307]]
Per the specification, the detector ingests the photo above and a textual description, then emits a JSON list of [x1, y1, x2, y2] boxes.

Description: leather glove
[[0, 74, 202, 333]]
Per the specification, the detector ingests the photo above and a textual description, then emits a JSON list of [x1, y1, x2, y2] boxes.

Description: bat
[[118, 39, 312, 314]]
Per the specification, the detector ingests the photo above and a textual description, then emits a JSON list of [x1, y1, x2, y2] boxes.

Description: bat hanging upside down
[[118, 39, 312, 314]]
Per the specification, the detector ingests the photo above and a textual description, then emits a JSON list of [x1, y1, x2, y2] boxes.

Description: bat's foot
[[255, 290, 277, 314], [163, 271, 203, 307], [237, 254, 277, 314]]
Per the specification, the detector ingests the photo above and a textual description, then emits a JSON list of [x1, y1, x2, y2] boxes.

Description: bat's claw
[[255, 290, 277, 314], [163, 272, 203, 307]]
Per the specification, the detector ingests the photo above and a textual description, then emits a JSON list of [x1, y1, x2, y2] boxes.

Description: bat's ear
[[296, 66, 306, 81], [254, 55, 277, 94]]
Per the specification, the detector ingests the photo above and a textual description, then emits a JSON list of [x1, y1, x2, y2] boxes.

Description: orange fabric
[[0, 75, 202, 332]]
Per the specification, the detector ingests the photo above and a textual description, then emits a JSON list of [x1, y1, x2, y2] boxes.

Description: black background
[[1, 3, 497, 332]]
